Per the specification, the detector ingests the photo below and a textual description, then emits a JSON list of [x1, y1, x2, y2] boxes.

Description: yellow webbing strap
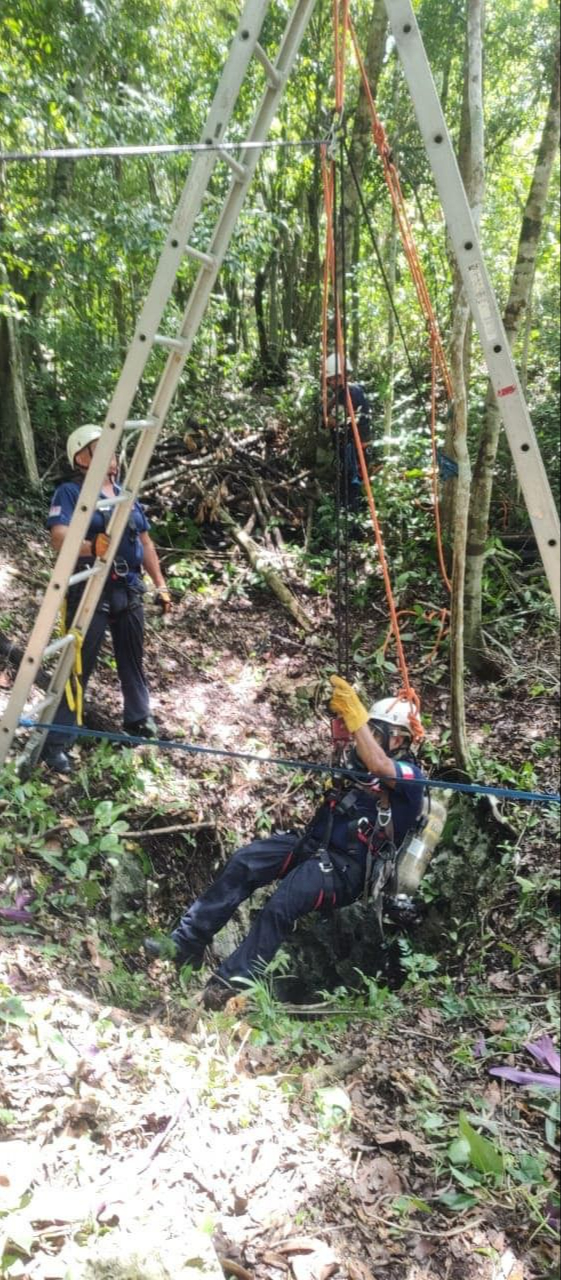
[[64, 629, 84, 726], [58, 602, 84, 726]]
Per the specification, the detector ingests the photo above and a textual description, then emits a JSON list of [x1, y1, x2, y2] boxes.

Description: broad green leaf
[[393, 1195, 431, 1214], [452, 1167, 485, 1188], [439, 1190, 478, 1210], [459, 1112, 504, 1177], [67, 857, 88, 879], [447, 1137, 471, 1166], [69, 827, 90, 846], [0, 997, 29, 1027]]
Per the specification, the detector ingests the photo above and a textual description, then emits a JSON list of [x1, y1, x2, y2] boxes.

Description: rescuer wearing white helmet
[[41, 424, 172, 774], [322, 352, 371, 517], [66, 424, 103, 468], [144, 674, 425, 1011]]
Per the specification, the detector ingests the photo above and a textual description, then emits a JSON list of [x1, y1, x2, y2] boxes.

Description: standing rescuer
[[323, 352, 371, 512], [42, 424, 171, 774], [145, 675, 426, 1010]]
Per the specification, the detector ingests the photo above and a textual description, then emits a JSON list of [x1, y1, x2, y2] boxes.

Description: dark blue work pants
[[172, 832, 367, 984], [337, 438, 362, 510], [46, 592, 150, 750]]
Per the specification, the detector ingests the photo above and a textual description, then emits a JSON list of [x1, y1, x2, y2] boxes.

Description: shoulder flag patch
[[397, 763, 416, 780]]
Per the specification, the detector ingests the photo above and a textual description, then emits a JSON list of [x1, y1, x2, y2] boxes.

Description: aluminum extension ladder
[[386, 0, 560, 612], [1, 0, 559, 771], [0, 0, 317, 770]]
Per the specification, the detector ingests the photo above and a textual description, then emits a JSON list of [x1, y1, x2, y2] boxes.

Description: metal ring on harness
[[317, 848, 334, 874], [377, 807, 392, 829], [111, 557, 130, 579]]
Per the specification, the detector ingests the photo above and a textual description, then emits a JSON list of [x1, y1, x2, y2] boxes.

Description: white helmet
[[66, 424, 102, 468], [325, 352, 352, 378], [368, 696, 420, 740]]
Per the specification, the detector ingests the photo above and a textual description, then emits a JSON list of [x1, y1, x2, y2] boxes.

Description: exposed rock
[[110, 850, 147, 924]]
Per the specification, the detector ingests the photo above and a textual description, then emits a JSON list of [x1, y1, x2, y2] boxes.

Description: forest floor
[[0, 503, 559, 1280]]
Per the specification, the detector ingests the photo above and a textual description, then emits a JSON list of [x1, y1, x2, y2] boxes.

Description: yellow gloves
[[155, 587, 172, 615], [329, 675, 369, 733]]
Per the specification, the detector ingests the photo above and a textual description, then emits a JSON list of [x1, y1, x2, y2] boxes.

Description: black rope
[[16, 718, 561, 806]]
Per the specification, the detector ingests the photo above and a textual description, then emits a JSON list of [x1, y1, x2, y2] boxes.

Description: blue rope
[[18, 718, 561, 807]]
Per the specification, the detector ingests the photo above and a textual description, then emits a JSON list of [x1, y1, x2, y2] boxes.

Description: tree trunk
[[447, 0, 486, 768], [341, 0, 388, 239], [464, 37, 560, 669], [0, 265, 40, 490]]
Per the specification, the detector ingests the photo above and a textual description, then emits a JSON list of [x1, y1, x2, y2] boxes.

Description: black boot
[[201, 976, 237, 1011], [124, 716, 158, 739], [41, 745, 73, 775], [143, 937, 204, 971]]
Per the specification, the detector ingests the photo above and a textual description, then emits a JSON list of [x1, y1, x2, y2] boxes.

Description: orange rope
[[382, 607, 450, 666], [323, 8, 465, 739], [349, 14, 453, 401], [346, 13, 454, 599], [321, 145, 424, 741]]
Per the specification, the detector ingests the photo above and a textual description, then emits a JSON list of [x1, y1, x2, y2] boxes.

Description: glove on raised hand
[[329, 674, 369, 733], [92, 531, 111, 558], [155, 587, 172, 615]]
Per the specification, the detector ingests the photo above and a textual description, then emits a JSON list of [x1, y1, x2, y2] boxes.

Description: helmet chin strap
[[75, 443, 95, 473], [372, 720, 412, 758], [371, 719, 392, 755]]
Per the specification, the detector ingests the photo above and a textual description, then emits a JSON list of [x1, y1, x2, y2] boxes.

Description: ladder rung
[[68, 564, 103, 588], [254, 43, 282, 89], [185, 245, 217, 270], [123, 416, 159, 431], [217, 148, 247, 181], [153, 334, 189, 353], [35, 693, 57, 716], [43, 634, 76, 661], [96, 491, 132, 513]]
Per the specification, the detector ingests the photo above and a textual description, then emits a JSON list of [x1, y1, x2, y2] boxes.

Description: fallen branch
[[218, 1260, 254, 1280], [253, 477, 286, 552], [219, 507, 313, 633], [122, 821, 215, 839]]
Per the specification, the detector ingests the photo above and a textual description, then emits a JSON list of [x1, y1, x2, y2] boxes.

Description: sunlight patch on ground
[[227, 663, 265, 700], [0, 561, 16, 592]]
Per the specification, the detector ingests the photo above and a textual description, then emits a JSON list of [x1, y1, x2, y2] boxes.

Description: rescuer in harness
[[323, 353, 371, 512], [42, 424, 172, 774], [145, 676, 426, 1010]]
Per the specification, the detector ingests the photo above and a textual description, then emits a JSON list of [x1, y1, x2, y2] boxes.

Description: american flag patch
[[48, 505, 62, 518]]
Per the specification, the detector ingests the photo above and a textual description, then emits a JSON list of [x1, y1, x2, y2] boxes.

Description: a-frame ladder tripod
[[0, 0, 559, 770]]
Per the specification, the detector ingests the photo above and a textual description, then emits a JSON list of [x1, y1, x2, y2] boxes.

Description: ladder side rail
[[1, 0, 318, 767], [150, 0, 321, 363], [0, 0, 278, 765], [386, 0, 560, 615], [68, 0, 320, 647], [57, 0, 318, 649]]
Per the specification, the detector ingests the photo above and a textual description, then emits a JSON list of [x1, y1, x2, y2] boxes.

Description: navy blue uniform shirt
[[331, 382, 371, 443], [47, 481, 150, 581], [308, 759, 425, 853]]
